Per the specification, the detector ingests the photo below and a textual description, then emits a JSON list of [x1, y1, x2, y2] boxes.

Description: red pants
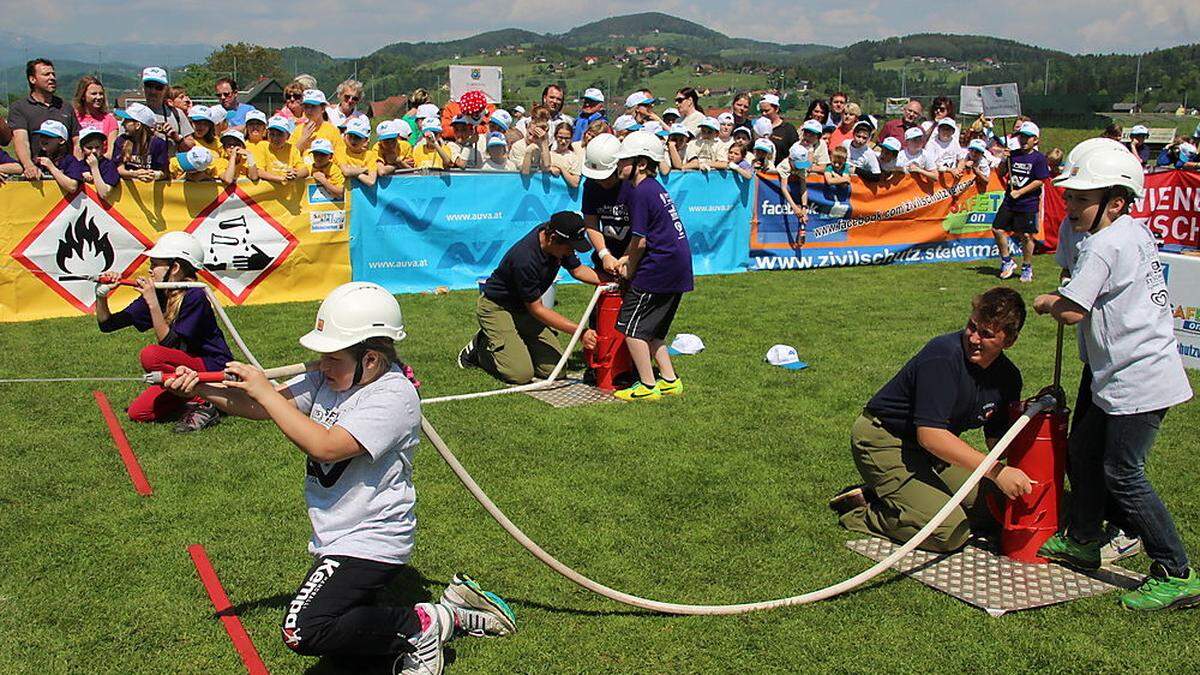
[[127, 345, 205, 422]]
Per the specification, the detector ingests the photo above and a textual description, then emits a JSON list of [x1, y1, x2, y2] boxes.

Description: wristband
[[598, 248, 611, 260]]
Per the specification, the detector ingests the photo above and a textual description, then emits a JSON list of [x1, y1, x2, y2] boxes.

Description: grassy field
[[2, 255, 1198, 673]]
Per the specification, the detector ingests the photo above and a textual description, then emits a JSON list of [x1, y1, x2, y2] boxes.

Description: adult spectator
[[878, 98, 923, 144], [327, 79, 367, 129], [8, 59, 80, 180], [278, 81, 305, 120], [922, 96, 955, 137], [827, 91, 848, 127], [759, 93, 798, 161], [729, 92, 752, 129], [674, 87, 704, 136], [572, 88, 606, 142], [214, 78, 256, 130], [139, 66, 193, 153], [400, 88, 432, 139], [516, 84, 572, 135], [73, 76, 118, 154], [828, 102, 860, 149], [1127, 124, 1151, 164], [805, 99, 830, 124], [167, 86, 192, 114], [1101, 123, 1122, 141]]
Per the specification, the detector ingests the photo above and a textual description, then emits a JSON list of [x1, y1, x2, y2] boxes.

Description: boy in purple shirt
[[611, 130, 694, 402], [992, 122, 1050, 283], [58, 128, 120, 199]]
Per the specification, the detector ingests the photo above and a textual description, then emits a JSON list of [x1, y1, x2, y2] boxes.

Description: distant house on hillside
[[1156, 102, 1183, 114], [1112, 102, 1139, 113], [368, 94, 407, 120], [241, 78, 285, 116], [583, 55, 600, 66]]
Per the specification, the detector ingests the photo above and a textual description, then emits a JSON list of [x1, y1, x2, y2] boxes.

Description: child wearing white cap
[[114, 103, 169, 181], [682, 117, 727, 171], [923, 118, 966, 176], [898, 126, 937, 179], [219, 129, 255, 181], [253, 116, 308, 184], [291, 90, 345, 155], [169, 145, 230, 183], [30, 120, 74, 182], [411, 117, 457, 169], [992, 121, 1049, 283], [308, 138, 345, 199], [374, 120, 415, 176], [338, 117, 379, 187]]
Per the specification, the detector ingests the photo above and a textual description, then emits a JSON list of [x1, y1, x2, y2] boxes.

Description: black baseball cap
[[545, 211, 591, 252]]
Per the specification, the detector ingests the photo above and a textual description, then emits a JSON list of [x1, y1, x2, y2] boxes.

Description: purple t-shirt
[[1003, 149, 1050, 213], [0, 148, 16, 165], [112, 133, 169, 172], [64, 155, 120, 188], [98, 287, 234, 371], [623, 178, 694, 294]]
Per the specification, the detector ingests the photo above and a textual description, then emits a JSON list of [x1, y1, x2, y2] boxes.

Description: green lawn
[[2, 255, 1198, 673]]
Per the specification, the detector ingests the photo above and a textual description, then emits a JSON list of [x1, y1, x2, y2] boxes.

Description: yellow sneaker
[[613, 382, 662, 402], [655, 377, 683, 396]]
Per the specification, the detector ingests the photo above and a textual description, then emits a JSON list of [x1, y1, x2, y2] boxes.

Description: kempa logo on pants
[[282, 558, 341, 645]]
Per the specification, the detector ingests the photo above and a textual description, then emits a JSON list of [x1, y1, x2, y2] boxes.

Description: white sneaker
[[395, 603, 453, 675], [1101, 529, 1143, 563], [439, 573, 517, 638]]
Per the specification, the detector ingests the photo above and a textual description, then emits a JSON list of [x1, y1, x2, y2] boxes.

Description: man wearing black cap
[[458, 211, 603, 384]]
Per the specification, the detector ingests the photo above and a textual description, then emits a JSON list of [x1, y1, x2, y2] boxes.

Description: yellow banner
[[0, 179, 350, 322]]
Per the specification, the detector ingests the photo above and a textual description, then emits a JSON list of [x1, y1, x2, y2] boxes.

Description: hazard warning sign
[[187, 186, 298, 303]]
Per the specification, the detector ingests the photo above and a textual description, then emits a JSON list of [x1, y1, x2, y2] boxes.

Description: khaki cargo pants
[[472, 295, 563, 385], [839, 411, 990, 553]]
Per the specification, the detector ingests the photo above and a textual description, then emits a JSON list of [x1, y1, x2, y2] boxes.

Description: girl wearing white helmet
[[95, 231, 232, 432], [1033, 144, 1198, 611], [165, 281, 516, 672]]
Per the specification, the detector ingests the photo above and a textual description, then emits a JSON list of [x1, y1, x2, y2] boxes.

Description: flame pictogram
[[55, 210, 115, 274]]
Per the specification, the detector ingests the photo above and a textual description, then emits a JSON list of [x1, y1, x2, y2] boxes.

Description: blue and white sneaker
[[999, 258, 1018, 280], [439, 573, 517, 638], [1102, 528, 1143, 564], [396, 603, 453, 675]]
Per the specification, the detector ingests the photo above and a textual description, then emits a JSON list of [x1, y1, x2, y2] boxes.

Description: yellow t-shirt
[[254, 141, 305, 174], [193, 136, 222, 155], [411, 139, 458, 169], [309, 160, 345, 189], [290, 121, 345, 154], [169, 155, 230, 181], [336, 147, 380, 170], [375, 141, 414, 169]]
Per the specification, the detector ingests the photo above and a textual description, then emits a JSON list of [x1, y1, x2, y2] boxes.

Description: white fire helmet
[[614, 130, 665, 163], [1053, 143, 1145, 198], [1061, 137, 1126, 175], [582, 133, 621, 179], [144, 231, 205, 269], [300, 282, 406, 353]]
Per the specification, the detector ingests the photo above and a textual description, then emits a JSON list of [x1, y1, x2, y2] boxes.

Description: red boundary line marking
[[188, 544, 270, 675], [92, 390, 153, 496]]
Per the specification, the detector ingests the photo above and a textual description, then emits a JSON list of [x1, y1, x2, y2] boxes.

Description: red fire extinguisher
[[988, 323, 1071, 563]]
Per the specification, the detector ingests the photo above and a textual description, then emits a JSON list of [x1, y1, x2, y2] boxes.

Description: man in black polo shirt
[[7, 59, 79, 180], [458, 212, 603, 384], [830, 287, 1033, 552]]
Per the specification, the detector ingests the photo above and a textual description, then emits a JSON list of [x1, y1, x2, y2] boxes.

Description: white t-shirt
[[1054, 218, 1089, 362], [1058, 215, 1193, 414], [842, 140, 881, 174], [515, 112, 573, 136], [481, 157, 517, 171], [685, 138, 725, 163], [898, 148, 934, 173], [680, 110, 705, 137], [285, 366, 421, 564], [924, 137, 966, 170]]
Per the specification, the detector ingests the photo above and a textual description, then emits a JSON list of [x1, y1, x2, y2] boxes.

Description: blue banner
[[350, 171, 751, 294]]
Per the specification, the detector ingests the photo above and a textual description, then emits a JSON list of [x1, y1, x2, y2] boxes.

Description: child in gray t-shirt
[[1034, 144, 1197, 611], [166, 282, 517, 669]]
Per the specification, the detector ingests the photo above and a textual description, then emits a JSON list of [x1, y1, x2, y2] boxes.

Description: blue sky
[[10, 1, 1198, 57]]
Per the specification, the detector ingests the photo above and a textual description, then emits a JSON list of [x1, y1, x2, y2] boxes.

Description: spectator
[[293, 73, 318, 91], [449, 115, 480, 169], [963, 138, 992, 189], [327, 79, 367, 129], [7, 58, 80, 180], [410, 117, 455, 169], [897, 127, 937, 179], [805, 99, 830, 124], [844, 119, 882, 179], [139, 66, 193, 154], [30, 120, 75, 183], [717, 112, 736, 145], [826, 145, 852, 185], [574, 118, 612, 153], [877, 136, 903, 175], [726, 142, 753, 179], [878, 98, 923, 144], [661, 107, 681, 127], [512, 105, 550, 169], [187, 105, 224, 155], [545, 122, 581, 188], [674, 87, 705, 136], [922, 96, 955, 136], [306, 138, 344, 199], [1045, 147, 1064, 177], [60, 128, 119, 199], [1127, 124, 1151, 164], [683, 117, 726, 171], [252, 116, 308, 184], [0, 146, 22, 182], [481, 133, 517, 171], [244, 110, 268, 148], [729, 92, 752, 129], [516, 84, 572, 136], [169, 145, 229, 184], [992, 123, 1049, 283], [214, 77, 257, 130], [828, 102, 860, 149], [572, 88, 606, 142], [0, 118, 11, 146], [924, 118, 966, 176], [290, 89, 344, 155], [827, 91, 848, 127], [750, 137, 777, 173], [113, 102, 168, 181], [612, 114, 641, 139], [759, 93, 798, 162], [167, 86, 192, 114], [798, 119, 831, 170], [665, 124, 691, 170], [278, 81, 305, 120], [623, 91, 657, 125], [73, 76, 118, 157], [1101, 123, 1122, 141], [338, 117, 378, 187], [374, 119, 414, 175], [512, 105, 526, 124], [219, 129, 253, 181]]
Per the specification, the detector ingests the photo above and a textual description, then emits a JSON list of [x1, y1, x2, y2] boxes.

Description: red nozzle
[[144, 371, 231, 385]]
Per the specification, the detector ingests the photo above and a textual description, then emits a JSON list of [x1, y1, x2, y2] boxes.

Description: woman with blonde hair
[[278, 81, 305, 120]]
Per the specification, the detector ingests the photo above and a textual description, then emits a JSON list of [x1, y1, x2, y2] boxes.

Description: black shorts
[[992, 203, 1039, 235], [615, 288, 681, 341]]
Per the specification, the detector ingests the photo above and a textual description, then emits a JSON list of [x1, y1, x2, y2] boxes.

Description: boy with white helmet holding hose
[[165, 282, 516, 673], [1033, 144, 1198, 610]]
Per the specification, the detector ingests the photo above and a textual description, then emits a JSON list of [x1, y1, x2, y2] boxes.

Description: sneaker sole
[[442, 577, 517, 637]]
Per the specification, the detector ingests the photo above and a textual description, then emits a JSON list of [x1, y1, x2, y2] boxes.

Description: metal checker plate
[[524, 379, 621, 408], [846, 537, 1144, 616]]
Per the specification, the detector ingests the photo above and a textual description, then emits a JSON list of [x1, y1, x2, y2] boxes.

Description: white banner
[[1163, 252, 1200, 370], [449, 65, 503, 103], [961, 83, 1021, 118], [959, 86, 984, 116]]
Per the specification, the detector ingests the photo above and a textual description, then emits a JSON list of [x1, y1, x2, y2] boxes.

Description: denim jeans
[[1067, 404, 1189, 576]]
